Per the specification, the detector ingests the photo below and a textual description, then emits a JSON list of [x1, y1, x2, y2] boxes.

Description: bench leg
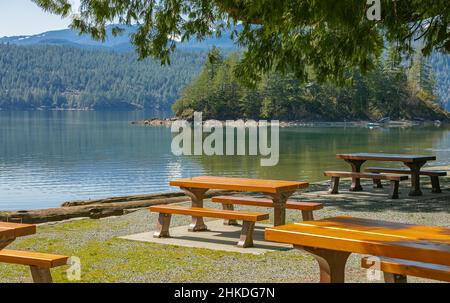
[[301, 210, 314, 221], [238, 221, 255, 248], [296, 246, 351, 283], [30, 266, 52, 283], [373, 179, 383, 189], [389, 180, 400, 199], [384, 272, 407, 283], [222, 204, 238, 225], [154, 213, 172, 238], [329, 177, 340, 194], [430, 176, 442, 193]]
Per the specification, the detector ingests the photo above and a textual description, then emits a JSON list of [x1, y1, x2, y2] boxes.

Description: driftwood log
[[60, 192, 187, 207], [0, 190, 239, 224]]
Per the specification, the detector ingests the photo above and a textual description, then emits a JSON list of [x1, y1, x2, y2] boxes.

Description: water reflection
[[192, 126, 449, 180], [0, 111, 449, 210]]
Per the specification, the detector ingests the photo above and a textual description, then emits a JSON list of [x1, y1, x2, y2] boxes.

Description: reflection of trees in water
[[190, 126, 450, 182], [0, 111, 182, 209], [430, 127, 450, 165], [2, 111, 448, 184], [0, 111, 173, 167]]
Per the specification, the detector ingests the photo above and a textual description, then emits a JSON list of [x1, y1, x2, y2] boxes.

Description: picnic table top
[[0, 222, 36, 238], [336, 153, 436, 162], [169, 176, 309, 194], [0, 222, 36, 250], [265, 216, 450, 266]]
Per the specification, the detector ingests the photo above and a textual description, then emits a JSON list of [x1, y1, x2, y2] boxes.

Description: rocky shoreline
[[131, 118, 447, 128], [131, 118, 176, 127]]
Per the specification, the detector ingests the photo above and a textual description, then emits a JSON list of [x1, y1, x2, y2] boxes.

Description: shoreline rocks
[[131, 118, 174, 127], [131, 118, 448, 128]]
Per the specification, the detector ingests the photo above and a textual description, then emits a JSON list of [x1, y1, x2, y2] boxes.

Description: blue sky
[[0, 0, 80, 37]]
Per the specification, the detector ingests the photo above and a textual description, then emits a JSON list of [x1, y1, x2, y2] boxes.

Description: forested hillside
[[0, 41, 448, 115], [173, 49, 448, 121], [0, 44, 205, 111], [1, 24, 449, 113]]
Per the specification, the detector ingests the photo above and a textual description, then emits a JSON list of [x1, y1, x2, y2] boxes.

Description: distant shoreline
[[0, 109, 447, 127], [0, 108, 94, 111], [131, 118, 448, 128]]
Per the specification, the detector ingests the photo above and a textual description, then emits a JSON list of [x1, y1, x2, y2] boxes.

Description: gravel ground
[[0, 177, 449, 283]]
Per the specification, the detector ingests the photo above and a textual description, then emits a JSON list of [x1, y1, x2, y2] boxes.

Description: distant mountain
[[0, 25, 239, 52]]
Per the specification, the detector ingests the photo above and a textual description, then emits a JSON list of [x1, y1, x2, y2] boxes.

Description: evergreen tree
[[173, 50, 448, 121]]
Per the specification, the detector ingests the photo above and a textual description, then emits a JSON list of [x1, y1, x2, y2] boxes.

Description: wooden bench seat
[[361, 256, 450, 283], [149, 205, 269, 248], [365, 167, 447, 193], [0, 249, 70, 283], [211, 196, 323, 221], [323, 171, 409, 199]]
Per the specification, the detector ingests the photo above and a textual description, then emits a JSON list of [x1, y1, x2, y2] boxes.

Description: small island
[[133, 48, 449, 126]]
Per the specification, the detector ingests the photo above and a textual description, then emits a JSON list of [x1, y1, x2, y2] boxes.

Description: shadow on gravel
[[299, 178, 450, 213], [241, 178, 450, 214]]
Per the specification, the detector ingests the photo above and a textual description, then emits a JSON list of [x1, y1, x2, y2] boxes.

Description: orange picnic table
[[265, 217, 450, 283], [170, 176, 309, 228], [0, 222, 36, 250], [336, 153, 437, 196]]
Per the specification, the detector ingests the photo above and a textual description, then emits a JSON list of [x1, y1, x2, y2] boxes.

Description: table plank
[[302, 217, 450, 240], [265, 217, 450, 266], [0, 222, 36, 250], [0, 222, 36, 238], [336, 153, 436, 162], [170, 176, 309, 194]]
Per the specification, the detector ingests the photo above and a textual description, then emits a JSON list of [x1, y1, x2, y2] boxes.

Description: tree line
[[173, 48, 448, 121]]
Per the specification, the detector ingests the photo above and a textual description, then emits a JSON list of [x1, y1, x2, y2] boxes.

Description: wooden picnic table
[[265, 216, 450, 283], [336, 153, 436, 196], [0, 222, 36, 250], [169, 176, 309, 228]]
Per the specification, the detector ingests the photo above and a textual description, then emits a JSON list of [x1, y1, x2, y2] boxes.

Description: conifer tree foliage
[[34, 0, 450, 85], [0, 45, 204, 111], [428, 52, 450, 109], [173, 49, 448, 121]]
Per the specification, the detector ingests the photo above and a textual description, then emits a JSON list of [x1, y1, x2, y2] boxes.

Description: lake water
[[1, 111, 449, 210]]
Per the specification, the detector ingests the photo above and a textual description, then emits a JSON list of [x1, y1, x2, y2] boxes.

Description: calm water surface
[[1, 111, 449, 210]]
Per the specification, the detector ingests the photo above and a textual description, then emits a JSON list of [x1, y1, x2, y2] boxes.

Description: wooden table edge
[[0, 223, 36, 238], [264, 227, 450, 267], [169, 179, 309, 194], [335, 154, 436, 162]]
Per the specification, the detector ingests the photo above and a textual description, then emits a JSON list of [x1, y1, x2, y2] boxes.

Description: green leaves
[[33, 0, 450, 86]]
